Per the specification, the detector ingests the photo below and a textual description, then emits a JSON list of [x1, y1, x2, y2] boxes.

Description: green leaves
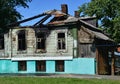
[[112, 17, 120, 42], [0, 0, 31, 33], [79, 0, 120, 43]]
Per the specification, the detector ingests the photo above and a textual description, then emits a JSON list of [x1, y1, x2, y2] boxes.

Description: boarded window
[[18, 30, 26, 50], [57, 33, 66, 50], [36, 32, 46, 50], [0, 35, 4, 49], [55, 60, 64, 72], [36, 61, 46, 72], [79, 43, 96, 57], [18, 61, 27, 71]]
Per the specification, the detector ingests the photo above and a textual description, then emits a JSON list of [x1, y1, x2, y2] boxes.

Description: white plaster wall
[[10, 27, 74, 60]]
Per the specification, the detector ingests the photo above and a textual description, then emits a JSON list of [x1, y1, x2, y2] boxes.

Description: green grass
[[0, 77, 119, 84]]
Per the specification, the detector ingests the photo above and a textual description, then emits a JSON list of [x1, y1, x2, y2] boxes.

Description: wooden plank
[[96, 48, 99, 75], [97, 47, 110, 75], [111, 50, 115, 75]]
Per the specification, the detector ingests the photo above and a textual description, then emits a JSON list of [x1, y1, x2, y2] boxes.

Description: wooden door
[[96, 47, 110, 75]]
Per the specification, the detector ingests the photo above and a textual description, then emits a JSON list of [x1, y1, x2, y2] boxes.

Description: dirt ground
[[0, 74, 120, 80]]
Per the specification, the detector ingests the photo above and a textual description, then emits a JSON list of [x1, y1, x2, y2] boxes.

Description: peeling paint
[[0, 27, 74, 60]]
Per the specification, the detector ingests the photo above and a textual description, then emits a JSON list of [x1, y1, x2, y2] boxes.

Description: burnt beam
[[33, 14, 51, 26], [8, 13, 47, 27]]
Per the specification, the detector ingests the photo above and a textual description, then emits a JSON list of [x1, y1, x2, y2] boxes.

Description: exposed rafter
[[8, 13, 47, 27], [33, 14, 51, 26]]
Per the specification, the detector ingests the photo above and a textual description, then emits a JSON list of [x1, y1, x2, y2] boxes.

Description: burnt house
[[0, 4, 116, 75]]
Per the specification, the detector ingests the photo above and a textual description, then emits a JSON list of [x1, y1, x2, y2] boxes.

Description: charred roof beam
[[33, 14, 51, 26], [8, 13, 47, 27]]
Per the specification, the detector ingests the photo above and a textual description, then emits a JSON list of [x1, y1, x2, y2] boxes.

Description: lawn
[[0, 77, 119, 84]]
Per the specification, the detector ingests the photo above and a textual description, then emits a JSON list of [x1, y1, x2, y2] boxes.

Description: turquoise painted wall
[[0, 58, 95, 74], [65, 58, 95, 74], [27, 61, 35, 73], [46, 61, 55, 73], [0, 60, 18, 73]]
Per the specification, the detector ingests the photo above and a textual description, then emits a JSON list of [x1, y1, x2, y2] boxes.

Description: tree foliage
[[79, 0, 120, 43], [0, 0, 31, 33]]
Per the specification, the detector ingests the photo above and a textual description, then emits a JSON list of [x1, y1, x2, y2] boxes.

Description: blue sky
[[17, 0, 90, 25]]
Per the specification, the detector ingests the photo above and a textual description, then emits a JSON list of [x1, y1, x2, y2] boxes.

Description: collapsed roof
[[8, 4, 112, 41]]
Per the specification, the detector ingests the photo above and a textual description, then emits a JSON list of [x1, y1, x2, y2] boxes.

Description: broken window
[[55, 60, 64, 72], [0, 35, 4, 49], [18, 30, 26, 50], [18, 61, 27, 71], [57, 33, 66, 50], [36, 61, 46, 72], [36, 32, 46, 50]]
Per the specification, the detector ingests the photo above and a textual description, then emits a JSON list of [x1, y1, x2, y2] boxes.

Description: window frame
[[36, 32, 46, 52], [18, 61, 27, 71], [17, 30, 26, 51], [57, 33, 66, 50], [56, 31, 67, 52], [55, 60, 64, 72], [36, 61, 46, 72], [0, 35, 4, 50]]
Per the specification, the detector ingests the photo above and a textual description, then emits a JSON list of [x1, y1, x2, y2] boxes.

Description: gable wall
[[78, 26, 96, 58]]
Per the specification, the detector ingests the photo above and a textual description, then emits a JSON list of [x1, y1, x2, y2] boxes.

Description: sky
[[17, 0, 90, 26]]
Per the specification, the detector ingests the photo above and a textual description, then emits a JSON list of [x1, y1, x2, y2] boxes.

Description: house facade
[[0, 4, 115, 75]]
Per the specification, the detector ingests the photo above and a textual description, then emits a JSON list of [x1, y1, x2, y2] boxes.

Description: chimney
[[74, 11, 80, 17], [61, 4, 68, 14]]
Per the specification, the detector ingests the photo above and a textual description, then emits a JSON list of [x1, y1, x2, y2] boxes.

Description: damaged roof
[[8, 5, 112, 41]]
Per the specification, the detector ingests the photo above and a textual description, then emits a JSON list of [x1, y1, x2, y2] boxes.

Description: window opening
[[36, 32, 46, 50], [0, 35, 4, 49], [57, 33, 66, 50], [36, 61, 46, 72], [55, 60, 64, 72], [18, 61, 27, 71], [18, 30, 26, 50]]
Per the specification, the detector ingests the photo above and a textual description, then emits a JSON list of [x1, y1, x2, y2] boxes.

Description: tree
[[78, 0, 120, 43], [0, 0, 31, 33]]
